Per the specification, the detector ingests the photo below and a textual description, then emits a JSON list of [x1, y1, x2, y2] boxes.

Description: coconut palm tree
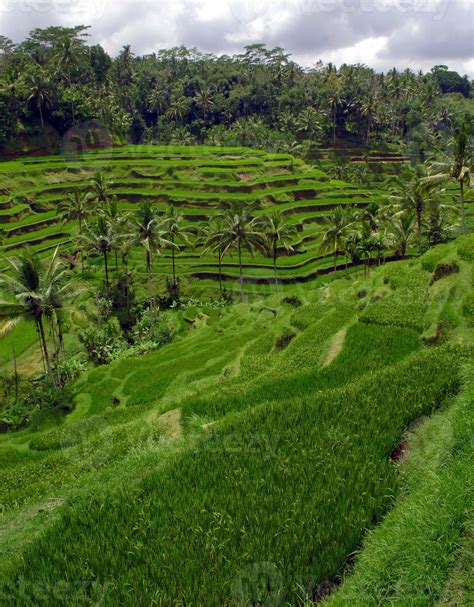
[[89, 172, 114, 209], [197, 220, 227, 297], [79, 216, 114, 296], [424, 198, 459, 246], [133, 201, 172, 277], [26, 73, 52, 128], [98, 199, 131, 271], [58, 188, 92, 270], [194, 86, 214, 122], [386, 212, 417, 258], [0, 247, 72, 377], [216, 207, 267, 300], [320, 207, 353, 273], [389, 169, 435, 254], [162, 206, 193, 287], [422, 122, 472, 234], [55, 37, 83, 123], [147, 86, 168, 122], [259, 212, 296, 292]]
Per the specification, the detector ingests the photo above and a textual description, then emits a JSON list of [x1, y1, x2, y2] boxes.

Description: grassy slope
[[0, 145, 383, 294], [0, 236, 472, 605]]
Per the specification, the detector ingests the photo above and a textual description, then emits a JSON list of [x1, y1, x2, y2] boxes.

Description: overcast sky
[[1, 0, 473, 76]]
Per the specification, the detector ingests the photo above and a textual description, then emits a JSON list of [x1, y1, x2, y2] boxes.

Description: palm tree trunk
[[103, 251, 110, 296], [273, 243, 278, 293], [333, 250, 338, 274], [416, 210, 423, 254], [12, 341, 18, 406], [172, 248, 177, 286], [238, 240, 244, 301], [460, 180, 466, 235], [37, 315, 53, 378], [146, 250, 151, 276], [39, 105, 44, 129], [218, 250, 223, 296]]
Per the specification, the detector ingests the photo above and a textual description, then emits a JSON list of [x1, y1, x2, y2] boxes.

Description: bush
[[275, 329, 296, 351], [79, 319, 126, 365], [430, 260, 459, 284]]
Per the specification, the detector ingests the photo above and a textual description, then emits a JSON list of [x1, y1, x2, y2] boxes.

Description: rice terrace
[[0, 10, 473, 607]]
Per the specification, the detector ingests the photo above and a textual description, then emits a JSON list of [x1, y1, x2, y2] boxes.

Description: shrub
[[430, 260, 459, 284], [275, 329, 296, 350], [79, 319, 125, 365]]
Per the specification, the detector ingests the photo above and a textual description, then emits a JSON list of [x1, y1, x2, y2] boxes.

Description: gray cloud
[[0, 0, 472, 75]]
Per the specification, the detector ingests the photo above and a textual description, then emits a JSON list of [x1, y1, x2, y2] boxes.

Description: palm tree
[[79, 216, 114, 296], [162, 206, 192, 287], [320, 207, 352, 273], [259, 212, 296, 292], [26, 73, 52, 128], [197, 220, 227, 297], [422, 122, 472, 234], [424, 198, 459, 246], [389, 169, 434, 254], [386, 212, 417, 258], [194, 86, 214, 122], [98, 200, 130, 271], [89, 172, 114, 209], [58, 188, 92, 270], [0, 248, 72, 377], [133, 201, 172, 277], [55, 37, 83, 123], [165, 95, 189, 125], [147, 86, 168, 121], [216, 207, 267, 300]]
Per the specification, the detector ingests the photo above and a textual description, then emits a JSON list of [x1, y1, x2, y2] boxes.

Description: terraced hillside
[[0, 145, 382, 294], [0, 234, 472, 605]]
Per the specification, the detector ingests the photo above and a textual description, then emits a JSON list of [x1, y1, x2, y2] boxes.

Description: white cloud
[[0, 0, 472, 75]]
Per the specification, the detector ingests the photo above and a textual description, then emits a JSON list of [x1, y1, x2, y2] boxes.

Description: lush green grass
[[0, 158, 472, 606], [326, 361, 474, 606], [0, 346, 462, 605], [0, 144, 382, 287]]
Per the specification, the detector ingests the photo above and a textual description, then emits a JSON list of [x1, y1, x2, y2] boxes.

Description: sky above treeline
[[1, 0, 473, 77]]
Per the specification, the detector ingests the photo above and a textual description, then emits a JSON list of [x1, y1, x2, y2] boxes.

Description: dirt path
[[156, 408, 183, 441], [321, 326, 348, 368]]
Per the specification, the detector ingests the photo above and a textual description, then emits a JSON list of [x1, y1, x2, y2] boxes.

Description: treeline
[[0, 26, 472, 154]]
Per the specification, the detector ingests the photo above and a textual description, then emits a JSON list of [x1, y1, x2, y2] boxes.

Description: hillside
[[0, 145, 380, 285], [0, 232, 472, 605]]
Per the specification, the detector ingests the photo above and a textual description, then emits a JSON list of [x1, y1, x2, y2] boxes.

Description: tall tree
[[216, 207, 266, 300], [80, 216, 114, 296], [26, 73, 52, 128], [259, 212, 295, 292], [423, 122, 472, 234], [133, 201, 171, 276], [320, 207, 353, 273], [58, 188, 92, 270], [0, 248, 72, 377], [162, 206, 192, 286]]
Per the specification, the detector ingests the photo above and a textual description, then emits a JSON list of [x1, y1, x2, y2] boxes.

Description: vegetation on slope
[[0, 235, 472, 605]]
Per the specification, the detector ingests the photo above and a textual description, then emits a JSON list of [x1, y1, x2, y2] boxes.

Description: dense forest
[[0, 25, 473, 157]]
